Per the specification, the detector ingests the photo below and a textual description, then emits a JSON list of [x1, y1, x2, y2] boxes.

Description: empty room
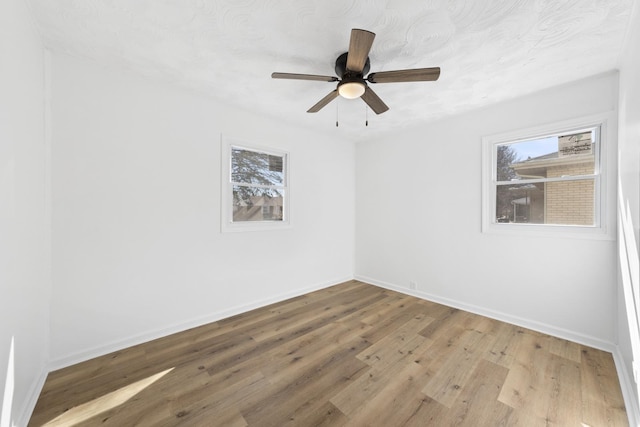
[[2, 0, 640, 426]]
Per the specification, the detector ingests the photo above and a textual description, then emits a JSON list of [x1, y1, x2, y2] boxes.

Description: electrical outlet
[[409, 281, 417, 290]]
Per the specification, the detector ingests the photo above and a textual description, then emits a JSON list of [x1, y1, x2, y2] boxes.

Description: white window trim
[[481, 112, 616, 240], [221, 137, 291, 232]]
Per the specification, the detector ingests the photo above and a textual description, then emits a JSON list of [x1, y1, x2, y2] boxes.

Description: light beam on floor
[[43, 367, 174, 426]]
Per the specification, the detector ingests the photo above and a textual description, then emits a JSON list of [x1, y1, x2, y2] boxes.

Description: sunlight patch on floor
[[42, 367, 174, 426]]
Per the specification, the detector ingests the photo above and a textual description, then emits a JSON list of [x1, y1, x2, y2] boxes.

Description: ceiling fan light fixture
[[338, 81, 365, 99]]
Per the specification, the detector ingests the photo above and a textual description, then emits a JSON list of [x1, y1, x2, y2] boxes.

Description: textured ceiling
[[27, 0, 633, 141]]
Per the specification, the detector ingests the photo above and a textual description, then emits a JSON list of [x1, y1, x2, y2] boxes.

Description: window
[[221, 140, 289, 232], [482, 114, 614, 238]]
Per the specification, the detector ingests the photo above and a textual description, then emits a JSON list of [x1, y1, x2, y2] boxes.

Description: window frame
[[481, 113, 615, 239], [221, 138, 290, 232]]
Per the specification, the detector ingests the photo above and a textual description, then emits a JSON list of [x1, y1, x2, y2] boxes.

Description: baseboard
[[16, 365, 48, 427], [612, 346, 640, 427], [355, 275, 615, 352], [49, 276, 352, 371]]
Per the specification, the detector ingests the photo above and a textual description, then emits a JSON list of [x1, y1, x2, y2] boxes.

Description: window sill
[[221, 221, 292, 233], [482, 222, 614, 240]]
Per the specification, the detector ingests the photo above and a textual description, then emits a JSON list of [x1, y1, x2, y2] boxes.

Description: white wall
[[0, 0, 51, 425], [356, 72, 618, 347], [616, 0, 640, 416], [49, 54, 355, 366], [3, 3, 632, 423]]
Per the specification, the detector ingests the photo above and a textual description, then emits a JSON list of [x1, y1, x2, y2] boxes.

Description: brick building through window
[[506, 131, 595, 225]]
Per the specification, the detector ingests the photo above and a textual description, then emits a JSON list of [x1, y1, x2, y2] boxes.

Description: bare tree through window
[[230, 147, 286, 222]]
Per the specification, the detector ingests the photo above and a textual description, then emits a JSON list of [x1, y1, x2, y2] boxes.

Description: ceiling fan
[[272, 29, 441, 115]]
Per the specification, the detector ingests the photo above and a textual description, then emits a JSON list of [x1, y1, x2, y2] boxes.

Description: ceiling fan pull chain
[[336, 99, 339, 127], [365, 105, 369, 127]]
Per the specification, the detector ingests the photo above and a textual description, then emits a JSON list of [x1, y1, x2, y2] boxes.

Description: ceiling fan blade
[[367, 67, 441, 83], [346, 29, 375, 73], [272, 72, 338, 82], [361, 86, 389, 115], [307, 90, 340, 113]]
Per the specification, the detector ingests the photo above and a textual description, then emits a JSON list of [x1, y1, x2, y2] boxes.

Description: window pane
[[496, 183, 545, 224], [231, 148, 284, 185], [496, 179, 595, 225], [232, 186, 284, 222], [496, 130, 595, 181]]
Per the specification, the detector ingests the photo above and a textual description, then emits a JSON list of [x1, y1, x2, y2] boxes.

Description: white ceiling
[[27, 0, 633, 141]]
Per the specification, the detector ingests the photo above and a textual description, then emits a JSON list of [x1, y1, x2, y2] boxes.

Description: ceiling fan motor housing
[[335, 52, 370, 78]]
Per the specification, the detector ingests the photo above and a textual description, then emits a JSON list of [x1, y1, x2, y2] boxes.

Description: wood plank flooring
[[29, 280, 628, 426]]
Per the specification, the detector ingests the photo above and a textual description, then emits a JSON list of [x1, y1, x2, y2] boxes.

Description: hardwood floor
[[29, 281, 628, 426]]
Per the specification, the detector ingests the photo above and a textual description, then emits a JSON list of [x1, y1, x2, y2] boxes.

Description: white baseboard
[[48, 276, 352, 371], [16, 366, 48, 427], [612, 347, 640, 427], [355, 275, 615, 352]]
